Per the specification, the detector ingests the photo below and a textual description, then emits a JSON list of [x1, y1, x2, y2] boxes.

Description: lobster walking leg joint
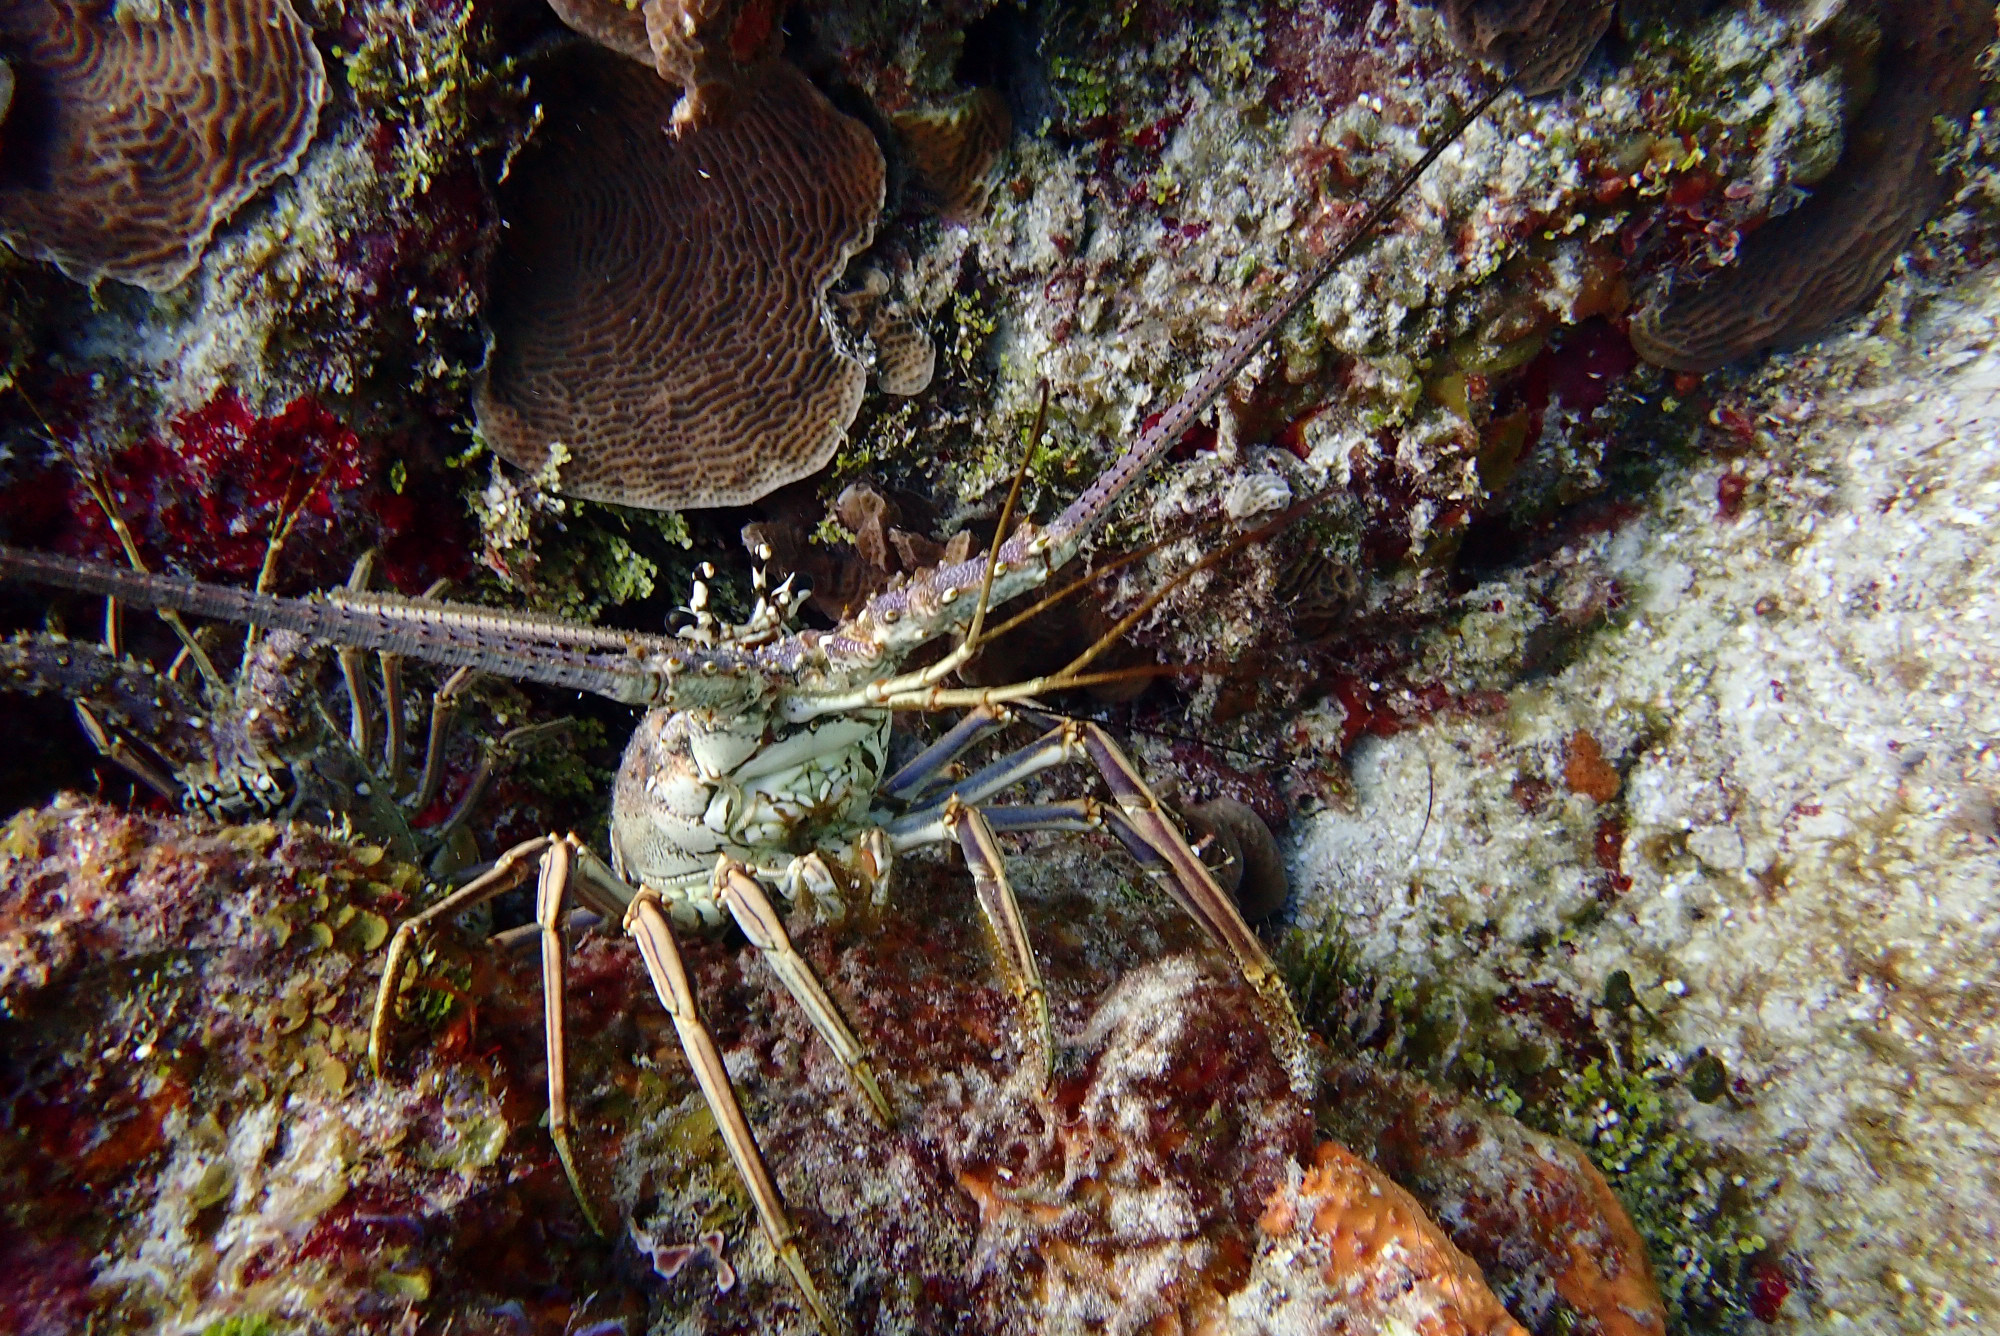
[[626, 883, 845, 1335]]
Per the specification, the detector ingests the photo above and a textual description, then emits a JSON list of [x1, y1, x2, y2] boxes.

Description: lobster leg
[[880, 708, 1311, 1090], [713, 857, 893, 1124], [880, 719, 1089, 845], [368, 833, 558, 1077], [426, 719, 572, 856], [379, 649, 407, 793], [532, 837, 606, 1235], [404, 665, 478, 816], [73, 700, 181, 801], [942, 799, 1053, 1086], [877, 703, 1012, 802], [624, 885, 842, 1336], [1075, 724, 1314, 1092], [337, 552, 381, 761]]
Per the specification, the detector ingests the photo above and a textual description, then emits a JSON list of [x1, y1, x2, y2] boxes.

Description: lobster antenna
[[6, 382, 231, 694], [873, 494, 1330, 713], [1039, 78, 1513, 550], [845, 78, 1513, 644], [0, 544, 730, 704], [1044, 490, 1328, 688], [968, 508, 1236, 650]]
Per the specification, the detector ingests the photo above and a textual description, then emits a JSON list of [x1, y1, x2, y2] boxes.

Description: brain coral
[[0, 0, 326, 290], [475, 45, 885, 510]]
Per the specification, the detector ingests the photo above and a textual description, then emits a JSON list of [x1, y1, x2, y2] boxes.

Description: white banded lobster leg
[[877, 703, 1014, 803], [1074, 724, 1312, 1089], [713, 857, 893, 1124], [877, 713, 1310, 1089], [624, 885, 842, 1336], [366, 833, 616, 1233], [70, 700, 180, 801]]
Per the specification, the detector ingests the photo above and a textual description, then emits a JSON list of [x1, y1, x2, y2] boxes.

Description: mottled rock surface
[[1293, 263, 2000, 1333], [0, 799, 1661, 1334]]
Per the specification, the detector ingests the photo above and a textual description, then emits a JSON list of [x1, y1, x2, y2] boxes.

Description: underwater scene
[[0, 0, 1995, 1332]]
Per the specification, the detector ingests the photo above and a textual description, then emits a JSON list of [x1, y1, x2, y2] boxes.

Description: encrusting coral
[[1243, 1141, 1529, 1336], [545, 0, 656, 66], [0, 0, 326, 289], [474, 42, 885, 510], [645, 0, 784, 129]]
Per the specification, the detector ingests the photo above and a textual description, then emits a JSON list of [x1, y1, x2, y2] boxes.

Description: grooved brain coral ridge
[[475, 46, 886, 511], [0, 0, 326, 291]]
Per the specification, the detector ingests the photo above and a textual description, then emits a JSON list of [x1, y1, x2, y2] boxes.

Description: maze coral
[[0, 0, 325, 289], [475, 46, 885, 510]]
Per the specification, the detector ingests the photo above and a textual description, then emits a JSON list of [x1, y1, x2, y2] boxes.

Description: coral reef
[[474, 45, 885, 510], [1, 797, 1661, 1334], [0, 802, 620, 1334], [0, 0, 326, 289], [0, 0, 1997, 1333], [1631, 0, 1995, 370]]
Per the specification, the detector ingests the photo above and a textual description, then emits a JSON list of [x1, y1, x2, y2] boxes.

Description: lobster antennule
[[0, 543, 713, 706]]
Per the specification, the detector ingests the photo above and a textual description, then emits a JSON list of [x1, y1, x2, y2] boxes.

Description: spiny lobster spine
[[0, 545, 724, 703]]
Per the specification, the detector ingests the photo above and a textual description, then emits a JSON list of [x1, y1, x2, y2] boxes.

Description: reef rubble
[[0, 798, 1660, 1335]]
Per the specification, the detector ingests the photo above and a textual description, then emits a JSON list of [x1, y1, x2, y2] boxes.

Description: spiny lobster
[[0, 81, 1508, 1333]]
